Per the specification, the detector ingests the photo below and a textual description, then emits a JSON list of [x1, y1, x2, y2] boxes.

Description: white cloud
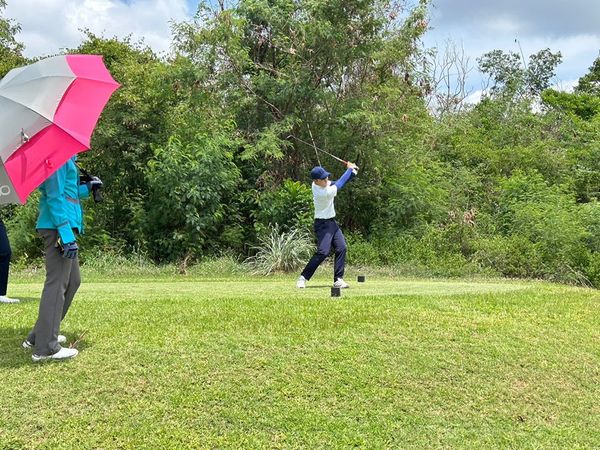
[[552, 79, 578, 93], [484, 16, 523, 35], [464, 89, 484, 105], [5, 0, 191, 58]]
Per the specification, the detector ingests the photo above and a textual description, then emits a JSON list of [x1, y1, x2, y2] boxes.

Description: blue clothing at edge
[[36, 157, 90, 244]]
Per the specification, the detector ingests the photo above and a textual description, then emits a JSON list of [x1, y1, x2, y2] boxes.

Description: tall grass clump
[[245, 225, 313, 275]]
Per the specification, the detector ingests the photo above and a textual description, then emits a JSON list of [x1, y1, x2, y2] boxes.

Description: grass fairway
[[0, 275, 598, 449]]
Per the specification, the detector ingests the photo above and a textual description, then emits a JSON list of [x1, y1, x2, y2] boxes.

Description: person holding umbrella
[[22, 156, 102, 362], [297, 161, 358, 289], [0, 218, 19, 304], [0, 54, 118, 359]]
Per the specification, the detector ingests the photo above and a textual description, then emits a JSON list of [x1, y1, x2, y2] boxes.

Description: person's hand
[[86, 176, 103, 192], [62, 241, 78, 259], [346, 161, 359, 175]]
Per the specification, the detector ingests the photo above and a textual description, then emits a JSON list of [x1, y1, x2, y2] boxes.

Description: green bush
[[345, 232, 382, 266], [580, 201, 600, 253], [188, 254, 248, 277], [79, 248, 159, 275], [492, 171, 591, 282], [145, 134, 241, 261], [345, 226, 486, 277], [253, 179, 313, 235], [379, 161, 451, 229], [399, 225, 480, 277], [5, 193, 42, 261], [474, 235, 544, 278], [584, 252, 600, 287]]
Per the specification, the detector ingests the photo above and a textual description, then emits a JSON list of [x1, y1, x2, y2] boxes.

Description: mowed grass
[[0, 274, 598, 449]]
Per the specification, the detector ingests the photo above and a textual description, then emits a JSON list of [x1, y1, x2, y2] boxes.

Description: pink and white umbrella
[[0, 54, 120, 203]]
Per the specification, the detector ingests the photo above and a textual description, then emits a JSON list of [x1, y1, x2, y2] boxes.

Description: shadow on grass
[[305, 285, 332, 289], [0, 326, 92, 368]]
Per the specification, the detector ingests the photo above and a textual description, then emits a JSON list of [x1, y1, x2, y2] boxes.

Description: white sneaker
[[32, 347, 78, 362], [23, 335, 67, 349], [297, 276, 307, 288], [333, 278, 350, 289], [0, 295, 20, 304]]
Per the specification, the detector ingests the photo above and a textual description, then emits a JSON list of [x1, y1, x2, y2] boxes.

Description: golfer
[[297, 162, 358, 289], [23, 156, 102, 362]]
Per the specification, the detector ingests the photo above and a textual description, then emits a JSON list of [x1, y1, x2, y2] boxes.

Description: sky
[[3, 0, 194, 57], [423, 0, 600, 100], [3, 0, 599, 99]]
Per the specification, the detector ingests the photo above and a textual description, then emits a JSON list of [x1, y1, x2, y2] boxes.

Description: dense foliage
[[2, 0, 600, 286]]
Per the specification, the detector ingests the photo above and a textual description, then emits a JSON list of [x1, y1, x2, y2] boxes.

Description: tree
[[172, 0, 432, 233], [424, 39, 473, 117], [576, 55, 600, 96], [72, 33, 176, 249], [0, 0, 25, 77], [542, 89, 600, 121], [73, 32, 251, 260], [478, 48, 562, 100]]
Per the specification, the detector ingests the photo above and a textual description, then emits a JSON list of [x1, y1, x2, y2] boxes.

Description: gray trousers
[[28, 229, 81, 356]]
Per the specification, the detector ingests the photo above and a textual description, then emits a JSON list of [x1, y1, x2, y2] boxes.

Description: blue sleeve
[[78, 184, 90, 199], [44, 166, 76, 243], [331, 168, 355, 191]]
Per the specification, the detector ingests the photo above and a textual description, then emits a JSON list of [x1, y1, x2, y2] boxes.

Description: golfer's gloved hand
[[346, 161, 359, 175], [86, 176, 103, 192], [62, 241, 78, 259]]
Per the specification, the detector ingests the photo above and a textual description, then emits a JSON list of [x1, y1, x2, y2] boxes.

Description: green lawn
[[0, 274, 598, 449]]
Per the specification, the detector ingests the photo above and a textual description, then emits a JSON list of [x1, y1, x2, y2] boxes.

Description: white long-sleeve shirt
[[312, 182, 338, 219], [311, 168, 356, 219]]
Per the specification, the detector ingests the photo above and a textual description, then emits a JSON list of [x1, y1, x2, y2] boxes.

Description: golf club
[[290, 134, 359, 169]]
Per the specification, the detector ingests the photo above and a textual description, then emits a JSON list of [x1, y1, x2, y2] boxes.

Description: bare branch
[[425, 39, 474, 117]]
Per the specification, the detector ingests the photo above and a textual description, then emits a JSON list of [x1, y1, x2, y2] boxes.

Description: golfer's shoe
[[0, 295, 20, 304], [296, 276, 307, 288], [22, 335, 67, 349], [32, 347, 78, 363], [333, 278, 350, 289]]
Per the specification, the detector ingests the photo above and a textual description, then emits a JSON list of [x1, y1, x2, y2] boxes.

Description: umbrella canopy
[[0, 54, 120, 203]]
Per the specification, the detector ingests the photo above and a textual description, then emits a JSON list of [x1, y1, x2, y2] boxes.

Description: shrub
[[253, 179, 313, 235], [584, 252, 600, 288], [145, 134, 241, 261], [474, 235, 545, 278], [488, 171, 592, 282], [345, 232, 381, 266], [580, 200, 600, 253], [5, 193, 43, 261]]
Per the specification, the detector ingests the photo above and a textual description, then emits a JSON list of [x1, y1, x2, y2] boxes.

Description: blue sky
[[4, 0, 599, 98]]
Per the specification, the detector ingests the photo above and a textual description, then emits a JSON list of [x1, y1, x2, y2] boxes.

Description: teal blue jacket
[[36, 157, 90, 244]]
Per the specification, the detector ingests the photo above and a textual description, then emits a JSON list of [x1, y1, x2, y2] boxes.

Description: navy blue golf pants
[[301, 218, 347, 281]]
